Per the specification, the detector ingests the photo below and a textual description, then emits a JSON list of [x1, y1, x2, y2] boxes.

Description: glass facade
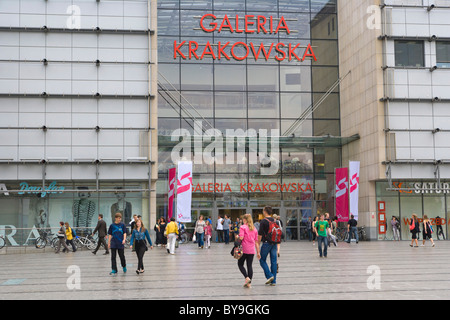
[[157, 0, 340, 239], [0, 181, 149, 246], [376, 181, 449, 241]]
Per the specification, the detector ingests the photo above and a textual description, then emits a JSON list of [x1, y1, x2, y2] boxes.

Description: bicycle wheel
[[0, 237, 5, 249], [74, 237, 83, 249], [86, 238, 97, 250], [51, 237, 59, 248], [35, 237, 47, 249]]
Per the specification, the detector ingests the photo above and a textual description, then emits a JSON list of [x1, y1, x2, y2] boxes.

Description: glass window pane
[[395, 40, 424, 67], [424, 194, 447, 241], [214, 65, 246, 91], [436, 42, 450, 68], [215, 92, 246, 118], [181, 64, 213, 90], [400, 194, 422, 240], [248, 92, 279, 119], [281, 93, 312, 119], [247, 65, 279, 91]]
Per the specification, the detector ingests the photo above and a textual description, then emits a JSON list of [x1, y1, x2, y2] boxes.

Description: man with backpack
[[257, 206, 282, 286]]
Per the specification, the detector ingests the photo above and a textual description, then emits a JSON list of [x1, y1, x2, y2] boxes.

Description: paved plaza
[[0, 240, 449, 300]]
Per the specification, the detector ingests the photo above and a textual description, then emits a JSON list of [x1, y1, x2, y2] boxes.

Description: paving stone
[[0, 241, 448, 300]]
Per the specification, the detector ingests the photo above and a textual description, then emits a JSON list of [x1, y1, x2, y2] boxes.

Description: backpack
[[265, 218, 282, 244], [71, 227, 77, 238]]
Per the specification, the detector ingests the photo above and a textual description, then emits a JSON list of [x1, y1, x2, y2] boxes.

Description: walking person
[[64, 222, 77, 252], [108, 213, 127, 275], [237, 214, 260, 288], [315, 214, 330, 258], [421, 215, 436, 247], [92, 214, 109, 255], [159, 217, 167, 249], [154, 218, 161, 247], [409, 214, 420, 248], [195, 215, 206, 249], [436, 216, 445, 240], [204, 220, 212, 249], [257, 206, 280, 286], [223, 215, 231, 244], [347, 214, 359, 244], [129, 219, 153, 274], [325, 213, 337, 246], [306, 216, 313, 242], [391, 216, 400, 241], [216, 216, 224, 243], [165, 217, 179, 255], [55, 221, 70, 254], [312, 216, 318, 245]]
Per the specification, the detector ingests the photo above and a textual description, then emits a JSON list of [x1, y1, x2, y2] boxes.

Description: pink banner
[[335, 167, 349, 222], [168, 167, 176, 221]]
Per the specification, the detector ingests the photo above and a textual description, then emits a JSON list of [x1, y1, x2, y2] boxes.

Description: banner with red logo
[[349, 161, 360, 221], [176, 161, 193, 223], [167, 167, 176, 221], [335, 167, 349, 222]]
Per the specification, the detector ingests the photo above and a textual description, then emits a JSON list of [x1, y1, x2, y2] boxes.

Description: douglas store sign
[[174, 14, 317, 62]]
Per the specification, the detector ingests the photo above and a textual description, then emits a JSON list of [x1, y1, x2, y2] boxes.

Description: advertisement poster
[[176, 161, 193, 223], [335, 167, 349, 222]]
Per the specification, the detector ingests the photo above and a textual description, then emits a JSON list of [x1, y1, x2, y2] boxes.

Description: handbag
[[409, 219, 415, 231], [233, 245, 243, 260]]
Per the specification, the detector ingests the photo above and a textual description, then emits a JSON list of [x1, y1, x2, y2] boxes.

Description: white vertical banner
[[349, 161, 360, 220], [176, 161, 193, 223]]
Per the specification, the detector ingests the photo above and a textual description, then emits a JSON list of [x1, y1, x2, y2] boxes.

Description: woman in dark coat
[[410, 214, 420, 247], [154, 218, 162, 246], [159, 217, 167, 249]]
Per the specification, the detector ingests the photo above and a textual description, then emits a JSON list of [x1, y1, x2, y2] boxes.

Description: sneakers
[[265, 276, 274, 285], [110, 270, 117, 276], [123, 267, 127, 273]]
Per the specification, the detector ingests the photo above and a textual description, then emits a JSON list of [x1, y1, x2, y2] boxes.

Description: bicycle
[[178, 229, 191, 244], [335, 227, 348, 242], [358, 227, 367, 241], [74, 234, 97, 250], [0, 235, 5, 249], [35, 230, 58, 249]]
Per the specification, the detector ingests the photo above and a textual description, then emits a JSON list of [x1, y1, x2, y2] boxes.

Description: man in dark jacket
[[92, 214, 109, 255], [347, 215, 359, 244]]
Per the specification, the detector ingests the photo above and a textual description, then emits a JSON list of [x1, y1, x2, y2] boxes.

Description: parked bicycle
[[74, 234, 97, 250], [0, 235, 5, 249], [178, 229, 192, 244], [35, 230, 58, 249], [336, 227, 348, 242], [358, 226, 367, 241]]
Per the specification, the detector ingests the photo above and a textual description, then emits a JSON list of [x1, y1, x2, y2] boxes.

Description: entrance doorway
[[218, 209, 247, 223], [251, 208, 280, 224]]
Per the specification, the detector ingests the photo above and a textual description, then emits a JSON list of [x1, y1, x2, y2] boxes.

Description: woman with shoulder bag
[[130, 219, 153, 274], [410, 214, 420, 247], [195, 215, 206, 249], [237, 214, 259, 288], [421, 215, 435, 247], [55, 221, 70, 254]]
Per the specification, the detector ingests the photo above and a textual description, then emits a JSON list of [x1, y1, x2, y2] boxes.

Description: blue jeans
[[318, 236, 328, 257], [197, 232, 204, 247], [347, 227, 359, 243], [259, 243, 278, 284], [224, 229, 230, 244]]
